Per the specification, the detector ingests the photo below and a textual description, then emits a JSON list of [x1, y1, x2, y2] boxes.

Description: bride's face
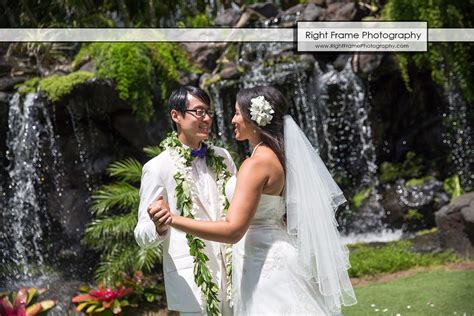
[[231, 102, 252, 141]]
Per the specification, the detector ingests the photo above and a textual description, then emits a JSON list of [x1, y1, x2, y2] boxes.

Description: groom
[[134, 86, 236, 315]]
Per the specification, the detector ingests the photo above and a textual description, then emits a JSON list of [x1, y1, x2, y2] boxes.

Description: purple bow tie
[[191, 143, 208, 159]]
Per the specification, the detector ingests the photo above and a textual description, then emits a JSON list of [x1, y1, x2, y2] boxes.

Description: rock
[[435, 192, 474, 258], [381, 184, 409, 228], [323, 2, 368, 21], [0, 76, 27, 91], [215, 8, 242, 26], [181, 43, 227, 72], [283, 4, 306, 16], [308, 0, 326, 6], [409, 231, 443, 254], [352, 53, 384, 77], [326, 0, 351, 4], [249, 2, 280, 19], [0, 62, 12, 76], [333, 54, 351, 70], [219, 65, 242, 80], [302, 3, 324, 21], [0, 92, 10, 171]]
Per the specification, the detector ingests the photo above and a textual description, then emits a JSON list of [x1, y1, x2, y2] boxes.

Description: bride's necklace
[[251, 141, 264, 157]]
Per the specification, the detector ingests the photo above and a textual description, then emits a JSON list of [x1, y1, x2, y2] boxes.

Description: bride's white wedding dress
[[225, 176, 337, 316]]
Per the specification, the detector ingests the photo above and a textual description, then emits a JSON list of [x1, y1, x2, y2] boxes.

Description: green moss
[[382, 0, 473, 100], [352, 187, 372, 209], [38, 71, 94, 102], [16, 72, 94, 102], [74, 43, 199, 121], [406, 176, 433, 187], [201, 74, 222, 90], [416, 227, 438, 236], [379, 151, 424, 183], [405, 209, 423, 221], [16, 77, 40, 94], [348, 240, 460, 278], [443, 174, 464, 201]]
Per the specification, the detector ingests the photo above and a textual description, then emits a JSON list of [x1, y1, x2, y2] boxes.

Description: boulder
[[181, 43, 227, 72], [435, 192, 474, 258], [323, 2, 369, 21], [302, 3, 324, 21], [249, 2, 280, 19], [215, 8, 242, 26]]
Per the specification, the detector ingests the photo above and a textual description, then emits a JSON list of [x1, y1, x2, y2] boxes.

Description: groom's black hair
[[168, 86, 211, 131]]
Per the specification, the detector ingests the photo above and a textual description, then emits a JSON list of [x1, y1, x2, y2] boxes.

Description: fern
[[83, 212, 137, 244], [94, 243, 162, 285], [91, 182, 139, 216], [106, 158, 143, 183], [143, 145, 163, 158], [84, 147, 165, 285]]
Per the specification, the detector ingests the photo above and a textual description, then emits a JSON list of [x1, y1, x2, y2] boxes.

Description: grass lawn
[[343, 268, 474, 315]]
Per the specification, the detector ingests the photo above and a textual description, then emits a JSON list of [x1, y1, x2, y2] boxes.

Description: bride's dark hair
[[236, 86, 288, 169]]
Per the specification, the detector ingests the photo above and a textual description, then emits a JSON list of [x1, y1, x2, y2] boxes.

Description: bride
[[150, 86, 357, 315]]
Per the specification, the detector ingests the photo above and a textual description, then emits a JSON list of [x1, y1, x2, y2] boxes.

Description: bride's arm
[[150, 158, 268, 244]]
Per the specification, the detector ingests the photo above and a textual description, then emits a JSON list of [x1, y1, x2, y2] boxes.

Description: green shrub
[[83, 150, 162, 285], [348, 240, 460, 278]]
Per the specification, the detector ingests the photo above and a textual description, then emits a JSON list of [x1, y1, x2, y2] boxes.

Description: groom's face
[[173, 93, 212, 142]]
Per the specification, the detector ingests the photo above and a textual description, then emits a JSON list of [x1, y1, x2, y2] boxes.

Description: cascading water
[[315, 59, 384, 232], [208, 42, 386, 234], [442, 76, 473, 191], [1, 93, 60, 281]]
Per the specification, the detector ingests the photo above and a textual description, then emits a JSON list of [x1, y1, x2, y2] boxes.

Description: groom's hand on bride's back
[[147, 196, 173, 236]]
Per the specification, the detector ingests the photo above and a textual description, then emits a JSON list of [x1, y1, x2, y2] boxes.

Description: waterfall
[[207, 43, 385, 233], [315, 60, 384, 232], [442, 77, 473, 191], [1, 93, 62, 281]]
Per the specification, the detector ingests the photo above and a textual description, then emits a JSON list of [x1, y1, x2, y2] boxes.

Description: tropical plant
[[0, 288, 55, 316], [73, 42, 200, 121], [82, 146, 163, 286], [382, 0, 473, 100], [118, 271, 165, 305], [72, 283, 133, 315]]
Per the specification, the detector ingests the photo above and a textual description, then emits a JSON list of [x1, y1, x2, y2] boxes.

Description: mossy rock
[[16, 71, 94, 102]]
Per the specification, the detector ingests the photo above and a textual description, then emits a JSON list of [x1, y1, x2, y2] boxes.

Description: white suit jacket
[[134, 146, 236, 312]]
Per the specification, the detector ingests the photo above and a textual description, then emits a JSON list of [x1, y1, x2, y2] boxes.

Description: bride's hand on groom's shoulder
[[147, 196, 173, 236]]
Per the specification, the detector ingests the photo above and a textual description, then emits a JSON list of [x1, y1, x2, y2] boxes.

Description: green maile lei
[[160, 132, 232, 316]]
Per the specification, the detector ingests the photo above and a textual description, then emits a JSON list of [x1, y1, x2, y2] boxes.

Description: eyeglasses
[[184, 109, 215, 118]]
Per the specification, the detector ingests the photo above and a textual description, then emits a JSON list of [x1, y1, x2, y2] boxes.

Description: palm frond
[[94, 243, 162, 285], [106, 158, 143, 183], [83, 212, 137, 246], [91, 182, 139, 216], [143, 145, 162, 158], [134, 244, 163, 272], [94, 244, 136, 285]]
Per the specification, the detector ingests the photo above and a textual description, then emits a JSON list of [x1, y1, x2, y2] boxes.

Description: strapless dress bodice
[[225, 175, 285, 225]]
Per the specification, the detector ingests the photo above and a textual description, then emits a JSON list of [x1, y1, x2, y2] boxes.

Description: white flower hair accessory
[[249, 95, 275, 127]]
